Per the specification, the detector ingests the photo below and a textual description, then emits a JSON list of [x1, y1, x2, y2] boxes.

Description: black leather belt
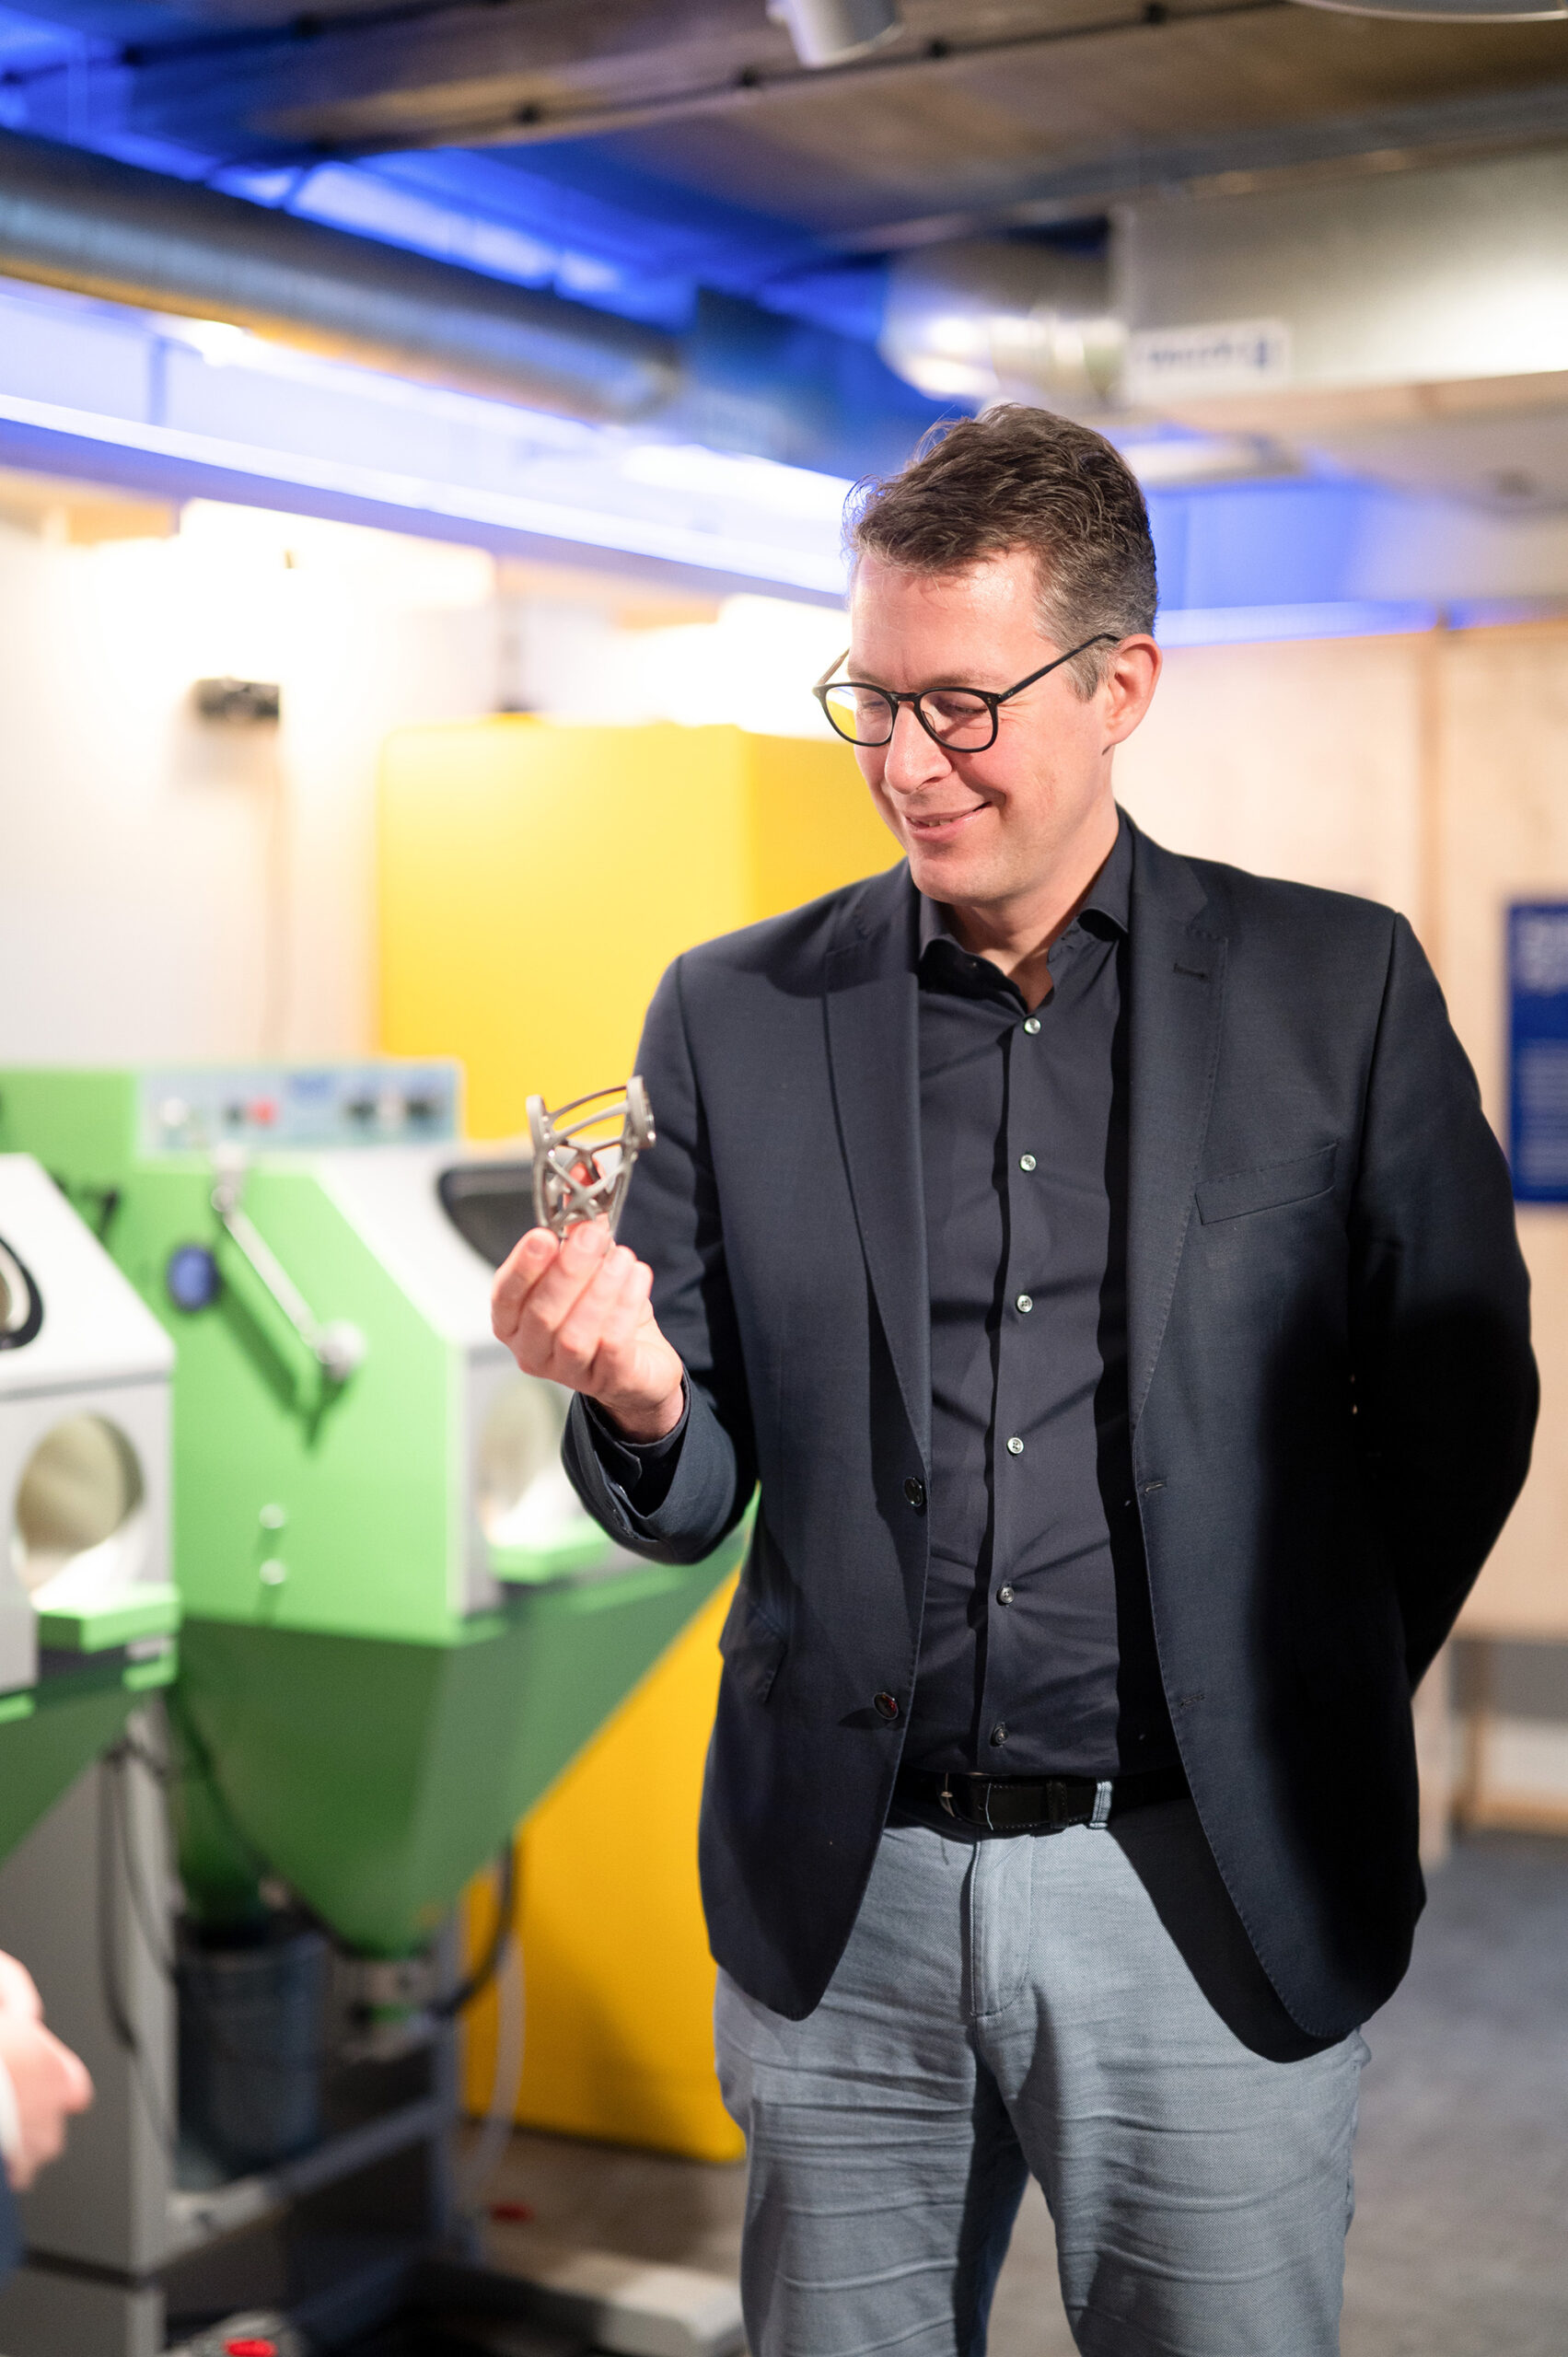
[[895, 1762, 1189, 1834]]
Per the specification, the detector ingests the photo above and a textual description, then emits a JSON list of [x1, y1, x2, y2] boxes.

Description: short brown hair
[[846, 406, 1157, 695]]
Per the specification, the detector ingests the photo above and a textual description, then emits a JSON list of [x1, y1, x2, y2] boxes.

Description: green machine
[[0, 1064, 743, 2357], [0, 1150, 180, 1858]]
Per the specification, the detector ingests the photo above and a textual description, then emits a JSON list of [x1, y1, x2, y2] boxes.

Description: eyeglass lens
[[822, 684, 994, 748]]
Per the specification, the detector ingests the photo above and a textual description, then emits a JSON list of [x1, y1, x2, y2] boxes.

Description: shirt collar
[[916, 807, 1132, 962]]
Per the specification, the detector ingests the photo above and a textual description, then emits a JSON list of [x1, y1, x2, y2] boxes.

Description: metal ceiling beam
[[826, 72, 1568, 249], [87, 0, 1283, 159]]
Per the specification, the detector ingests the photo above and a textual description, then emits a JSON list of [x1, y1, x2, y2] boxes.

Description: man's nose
[[882, 702, 949, 796]]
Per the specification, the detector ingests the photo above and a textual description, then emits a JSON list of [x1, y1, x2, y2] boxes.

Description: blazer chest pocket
[[718, 1584, 788, 1703], [1196, 1143, 1338, 1225]]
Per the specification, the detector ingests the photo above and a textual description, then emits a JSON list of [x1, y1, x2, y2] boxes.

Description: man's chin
[[905, 842, 999, 904]]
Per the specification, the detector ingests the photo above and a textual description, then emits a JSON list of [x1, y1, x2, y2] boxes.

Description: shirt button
[[903, 1477, 926, 1512], [997, 1585, 1016, 1606], [1019, 1153, 1037, 1172], [1005, 1434, 1024, 1456], [990, 1722, 1008, 1747], [873, 1690, 900, 1723], [1016, 1293, 1033, 1314], [1022, 1016, 1040, 1035]]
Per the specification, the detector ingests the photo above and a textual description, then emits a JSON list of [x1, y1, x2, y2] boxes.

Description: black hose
[[431, 1838, 517, 2020]]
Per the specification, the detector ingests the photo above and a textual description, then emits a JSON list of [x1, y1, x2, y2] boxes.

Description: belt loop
[[1090, 1779, 1113, 1830]]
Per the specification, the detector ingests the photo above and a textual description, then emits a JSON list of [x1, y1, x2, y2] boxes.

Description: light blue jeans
[[715, 1799, 1367, 2357]]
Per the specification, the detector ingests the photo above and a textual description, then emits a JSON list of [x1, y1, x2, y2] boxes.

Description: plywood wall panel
[[1117, 633, 1426, 914], [1117, 621, 1568, 1641]]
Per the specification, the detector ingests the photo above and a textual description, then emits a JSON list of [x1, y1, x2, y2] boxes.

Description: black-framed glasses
[[812, 634, 1119, 752]]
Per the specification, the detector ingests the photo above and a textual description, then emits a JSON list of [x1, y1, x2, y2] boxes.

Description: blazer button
[[874, 1691, 900, 1723], [903, 1477, 926, 1512]]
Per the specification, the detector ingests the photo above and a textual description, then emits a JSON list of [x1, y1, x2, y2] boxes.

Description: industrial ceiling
[[4, 0, 1568, 565], [4, 1, 1567, 273]]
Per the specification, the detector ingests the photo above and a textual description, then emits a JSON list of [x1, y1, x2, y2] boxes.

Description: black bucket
[[178, 1914, 329, 2173]]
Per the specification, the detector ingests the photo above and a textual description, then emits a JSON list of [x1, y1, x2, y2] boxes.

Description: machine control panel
[[140, 1062, 459, 1155]]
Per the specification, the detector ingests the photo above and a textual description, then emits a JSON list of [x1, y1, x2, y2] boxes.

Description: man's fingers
[[0, 1955, 41, 2022], [47, 2036, 91, 2113], [587, 1257, 656, 1373], [491, 1225, 560, 1338], [552, 1245, 643, 1376], [505, 1222, 613, 1353]]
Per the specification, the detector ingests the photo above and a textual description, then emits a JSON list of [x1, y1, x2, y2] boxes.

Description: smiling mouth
[[906, 803, 987, 836]]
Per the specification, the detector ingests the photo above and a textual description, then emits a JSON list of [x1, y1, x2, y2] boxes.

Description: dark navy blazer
[[564, 816, 1537, 2033]]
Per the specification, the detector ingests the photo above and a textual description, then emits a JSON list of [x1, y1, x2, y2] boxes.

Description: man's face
[[846, 546, 1156, 913]]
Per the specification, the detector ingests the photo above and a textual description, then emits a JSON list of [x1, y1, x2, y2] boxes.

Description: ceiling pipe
[[766, 0, 904, 66], [0, 128, 681, 425], [877, 238, 1124, 411]]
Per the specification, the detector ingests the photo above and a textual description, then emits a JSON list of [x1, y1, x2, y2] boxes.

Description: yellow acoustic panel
[[462, 1574, 742, 2162], [377, 720, 896, 1137], [385, 717, 898, 2157]]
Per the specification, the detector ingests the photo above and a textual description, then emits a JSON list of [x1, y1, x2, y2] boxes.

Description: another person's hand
[[492, 1220, 685, 1442], [0, 1954, 92, 2189]]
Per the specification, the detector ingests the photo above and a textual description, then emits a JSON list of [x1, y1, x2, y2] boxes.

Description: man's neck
[[944, 804, 1121, 1012]]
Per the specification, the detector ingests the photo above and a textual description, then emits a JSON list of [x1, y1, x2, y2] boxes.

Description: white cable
[[456, 1924, 526, 2220]]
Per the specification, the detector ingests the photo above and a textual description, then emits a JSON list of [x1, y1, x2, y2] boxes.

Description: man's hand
[[492, 1220, 685, 1443], [0, 1953, 92, 2190]]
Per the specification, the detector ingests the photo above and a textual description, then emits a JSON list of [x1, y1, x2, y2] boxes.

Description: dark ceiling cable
[[313, 0, 1298, 160], [4, 0, 1293, 157], [113, 0, 552, 74]]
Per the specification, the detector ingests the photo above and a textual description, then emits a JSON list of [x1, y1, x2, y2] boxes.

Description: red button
[[225, 2340, 277, 2356]]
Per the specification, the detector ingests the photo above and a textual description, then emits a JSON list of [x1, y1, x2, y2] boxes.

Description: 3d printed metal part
[[527, 1078, 655, 1239]]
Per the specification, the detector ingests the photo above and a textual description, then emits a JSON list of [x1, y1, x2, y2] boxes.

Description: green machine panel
[[0, 1066, 739, 1956]]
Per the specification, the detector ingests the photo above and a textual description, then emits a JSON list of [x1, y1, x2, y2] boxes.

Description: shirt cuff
[[583, 1378, 691, 1509]]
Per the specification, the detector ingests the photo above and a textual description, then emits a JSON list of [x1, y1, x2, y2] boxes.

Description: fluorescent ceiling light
[[0, 387, 849, 594], [618, 442, 853, 522], [1119, 435, 1298, 489]]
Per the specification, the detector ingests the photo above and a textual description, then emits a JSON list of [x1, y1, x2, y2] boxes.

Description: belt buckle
[[938, 1774, 957, 1821]]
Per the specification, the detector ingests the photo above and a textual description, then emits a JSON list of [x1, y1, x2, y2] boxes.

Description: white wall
[[0, 498, 497, 1064], [0, 494, 850, 1071]]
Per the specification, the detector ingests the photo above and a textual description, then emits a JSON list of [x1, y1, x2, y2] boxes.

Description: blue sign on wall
[[1508, 902, 1568, 1202]]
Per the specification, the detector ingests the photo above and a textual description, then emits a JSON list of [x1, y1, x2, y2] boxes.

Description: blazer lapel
[[823, 866, 931, 1468], [1126, 821, 1228, 1429]]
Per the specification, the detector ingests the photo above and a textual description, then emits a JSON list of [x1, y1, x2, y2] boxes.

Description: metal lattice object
[[527, 1077, 655, 1239]]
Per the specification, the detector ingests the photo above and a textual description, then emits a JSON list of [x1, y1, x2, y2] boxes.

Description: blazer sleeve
[[1349, 913, 1539, 1685], [562, 955, 759, 1563]]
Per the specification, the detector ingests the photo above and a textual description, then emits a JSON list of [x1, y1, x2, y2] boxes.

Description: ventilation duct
[[0, 129, 679, 426], [877, 239, 1124, 410], [876, 150, 1568, 508]]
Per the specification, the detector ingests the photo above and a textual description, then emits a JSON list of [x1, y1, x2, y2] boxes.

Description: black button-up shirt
[[905, 815, 1179, 1778]]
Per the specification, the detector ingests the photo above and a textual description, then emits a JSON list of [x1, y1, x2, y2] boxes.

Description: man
[[493, 407, 1536, 2355]]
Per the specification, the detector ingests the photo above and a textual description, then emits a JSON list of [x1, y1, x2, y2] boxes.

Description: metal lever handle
[[211, 1150, 366, 1406]]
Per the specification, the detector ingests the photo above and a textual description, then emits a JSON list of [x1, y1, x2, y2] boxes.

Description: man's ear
[[1104, 636, 1161, 748]]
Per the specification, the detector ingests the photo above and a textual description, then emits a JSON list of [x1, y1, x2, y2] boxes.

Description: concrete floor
[[476, 1829, 1568, 2357]]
